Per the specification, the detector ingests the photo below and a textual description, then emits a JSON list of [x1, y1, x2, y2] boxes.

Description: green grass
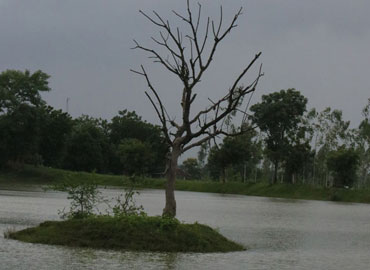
[[1, 165, 370, 203], [0, 165, 165, 188], [8, 215, 244, 252]]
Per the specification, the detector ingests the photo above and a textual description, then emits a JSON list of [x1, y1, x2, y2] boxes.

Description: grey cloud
[[0, 0, 369, 130]]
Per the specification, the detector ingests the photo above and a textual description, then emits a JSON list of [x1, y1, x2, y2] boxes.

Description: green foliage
[[284, 141, 313, 183], [52, 181, 103, 219], [9, 215, 244, 252], [118, 138, 153, 175], [197, 142, 209, 168], [0, 104, 42, 167], [111, 186, 145, 217], [355, 99, 370, 186], [310, 107, 350, 150], [0, 70, 166, 175], [250, 89, 307, 135], [110, 110, 154, 144], [306, 107, 352, 185], [0, 69, 51, 167], [0, 69, 50, 114], [250, 89, 308, 183], [38, 106, 73, 167], [4, 166, 370, 203], [63, 116, 110, 173], [181, 158, 202, 180], [207, 126, 261, 182], [109, 110, 168, 174], [327, 146, 359, 188]]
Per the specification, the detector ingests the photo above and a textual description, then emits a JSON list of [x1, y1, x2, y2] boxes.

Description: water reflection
[[160, 253, 178, 270]]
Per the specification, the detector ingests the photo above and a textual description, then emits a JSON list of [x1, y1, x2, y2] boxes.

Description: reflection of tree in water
[[161, 253, 178, 270]]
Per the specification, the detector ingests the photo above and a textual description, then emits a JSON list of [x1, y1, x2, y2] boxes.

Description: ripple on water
[[1, 188, 370, 270]]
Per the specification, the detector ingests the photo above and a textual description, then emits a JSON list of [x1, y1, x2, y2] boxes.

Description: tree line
[[1, 69, 369, 189], [0, 69, 168, 176], [181, 89, 370, 189]]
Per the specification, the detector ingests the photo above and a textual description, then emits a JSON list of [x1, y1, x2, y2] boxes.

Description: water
[[1, 185, 370, 270]]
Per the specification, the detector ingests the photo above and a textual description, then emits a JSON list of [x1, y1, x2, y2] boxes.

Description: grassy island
[[8, 215, 244, 253]]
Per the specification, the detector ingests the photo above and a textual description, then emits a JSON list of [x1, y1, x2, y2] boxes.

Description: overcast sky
[[1, 0, 369, 130]]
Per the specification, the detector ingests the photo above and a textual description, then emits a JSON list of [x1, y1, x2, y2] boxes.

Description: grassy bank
[[0, 166, 165, 188], [8, 215, 244, 252], [1, 166, 370, 203]]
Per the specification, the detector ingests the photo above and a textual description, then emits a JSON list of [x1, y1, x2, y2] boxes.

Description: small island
[[8, 215, 244, 253]]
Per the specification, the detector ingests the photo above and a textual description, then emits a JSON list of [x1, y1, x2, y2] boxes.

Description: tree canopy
[[0, 69, 50, 114], [250, 89, 307, 183]]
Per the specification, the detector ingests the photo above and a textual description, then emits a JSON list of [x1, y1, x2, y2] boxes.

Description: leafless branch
[[130, 66, 173, 145], [133, 2, 262, 154]]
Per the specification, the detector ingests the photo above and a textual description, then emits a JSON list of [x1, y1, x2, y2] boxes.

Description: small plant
[[3, 227, 17, 239], [158, 216, 180, 231], [111, 186, 145, 217], [52, 181, 104, 219], [329, 190, 341, 202]]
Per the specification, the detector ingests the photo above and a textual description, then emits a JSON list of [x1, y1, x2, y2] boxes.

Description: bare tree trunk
[[163, 146, 181, 217], [273, 160, 278, 184], [133, 2, 262, 217], [220, 167, 226, 184]]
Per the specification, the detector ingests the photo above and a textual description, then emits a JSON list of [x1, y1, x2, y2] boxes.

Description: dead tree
[[132, 1, 263, 217]]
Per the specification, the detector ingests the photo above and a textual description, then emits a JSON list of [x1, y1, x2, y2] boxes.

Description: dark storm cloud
[[0, 0, 369, 129]]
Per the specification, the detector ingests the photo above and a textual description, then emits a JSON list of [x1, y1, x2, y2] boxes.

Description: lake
[[1, 185, 370, 269]]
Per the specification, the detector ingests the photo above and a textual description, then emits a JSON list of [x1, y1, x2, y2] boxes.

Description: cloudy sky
[[1, 0, 369, 130]]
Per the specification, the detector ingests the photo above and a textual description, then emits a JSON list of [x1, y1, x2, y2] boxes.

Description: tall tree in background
[[132, 1, 262, 216], [208, 125, 261, 183], [109, 110, 168, 175], [38, 106, 73, 167], [181, 158, 202, 180], [327, 146, 359, 188], [250, 89, 307, 184], [118, 138, 154, 176], [0, 70, 50, 114], [63, 116, 110, 173], [0, 104, 42, 165], [353, 99, 370, 187], [0, 70, 50, 166], [308, 107, 350, 185]]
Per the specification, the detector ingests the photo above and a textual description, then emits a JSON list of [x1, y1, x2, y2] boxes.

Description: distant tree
[[197, 142, 209, 169], [207, 126, 261, 183], [352, 99, 370, 187], [132, 2, 262, 216], [308, 107, 350, 185], [207, 145, 227, 182], [181, 158, 201, 180], [0, 69, 50, 167], [109, 110, 168, 175], [110, 110, 153, 144], [284, 141, 313, 184], [63, 116, 110, 173], [0, 69, 50, 114], [250, 89, 307, 184], [327, 146, 359, 188], [0, 104, 42, 166], [38, 106, 73, 167], [118, 138, 154, 176], [196, 142, 211, 179]]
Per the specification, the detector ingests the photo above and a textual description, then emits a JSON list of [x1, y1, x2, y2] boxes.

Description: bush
[[51, 181, 104, 219], [327, 146, 359, 188], [111, 186, 145, 217]]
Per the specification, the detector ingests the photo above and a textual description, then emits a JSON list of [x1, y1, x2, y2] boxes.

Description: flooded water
[[1, 185, 370, 270]]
